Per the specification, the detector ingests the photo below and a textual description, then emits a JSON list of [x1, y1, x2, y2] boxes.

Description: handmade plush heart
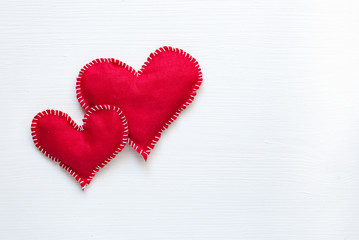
[[76, 46, 202, 160], [31, 105, 128, 189]]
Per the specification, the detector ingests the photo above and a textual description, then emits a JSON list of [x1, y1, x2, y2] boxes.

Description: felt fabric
[[76, 46, 202, 160], [31, 105, 128, 189]]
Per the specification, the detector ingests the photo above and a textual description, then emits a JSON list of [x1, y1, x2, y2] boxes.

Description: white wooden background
[[1, 0, 359, 239]]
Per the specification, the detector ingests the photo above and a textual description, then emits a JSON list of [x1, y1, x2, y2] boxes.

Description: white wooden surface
[[1, 0, 359, 239]]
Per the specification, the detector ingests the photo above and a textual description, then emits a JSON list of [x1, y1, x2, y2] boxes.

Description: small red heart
[[76, 46, 202, 160], [31, 105, 128, 189]]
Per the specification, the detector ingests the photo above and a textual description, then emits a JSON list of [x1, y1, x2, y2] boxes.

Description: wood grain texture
[[1, 0, 359, 239]]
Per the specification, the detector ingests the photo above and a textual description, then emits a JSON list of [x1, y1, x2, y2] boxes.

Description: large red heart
[[76, 46, 202, 160], [31, 105, 128, 189]]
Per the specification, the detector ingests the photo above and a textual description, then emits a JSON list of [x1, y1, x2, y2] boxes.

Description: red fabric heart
[[76, 46, 202, 160], [31, 105, 128, 189]]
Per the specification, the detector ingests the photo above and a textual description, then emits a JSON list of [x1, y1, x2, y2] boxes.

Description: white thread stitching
[[31, 105, 129, 190], [75, 46, 203, 160]]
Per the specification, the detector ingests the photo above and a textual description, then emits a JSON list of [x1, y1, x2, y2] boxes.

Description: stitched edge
[[31, 105, 129, 190], [75, 46, 203, 161]]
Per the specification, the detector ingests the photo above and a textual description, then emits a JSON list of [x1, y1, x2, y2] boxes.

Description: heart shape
[[76, 46, 202, 160], [31, 105, 128, 189]]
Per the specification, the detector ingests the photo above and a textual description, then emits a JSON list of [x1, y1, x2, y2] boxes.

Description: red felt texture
[[31, 105, 128, 189], [76, 46, 202, 160]]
